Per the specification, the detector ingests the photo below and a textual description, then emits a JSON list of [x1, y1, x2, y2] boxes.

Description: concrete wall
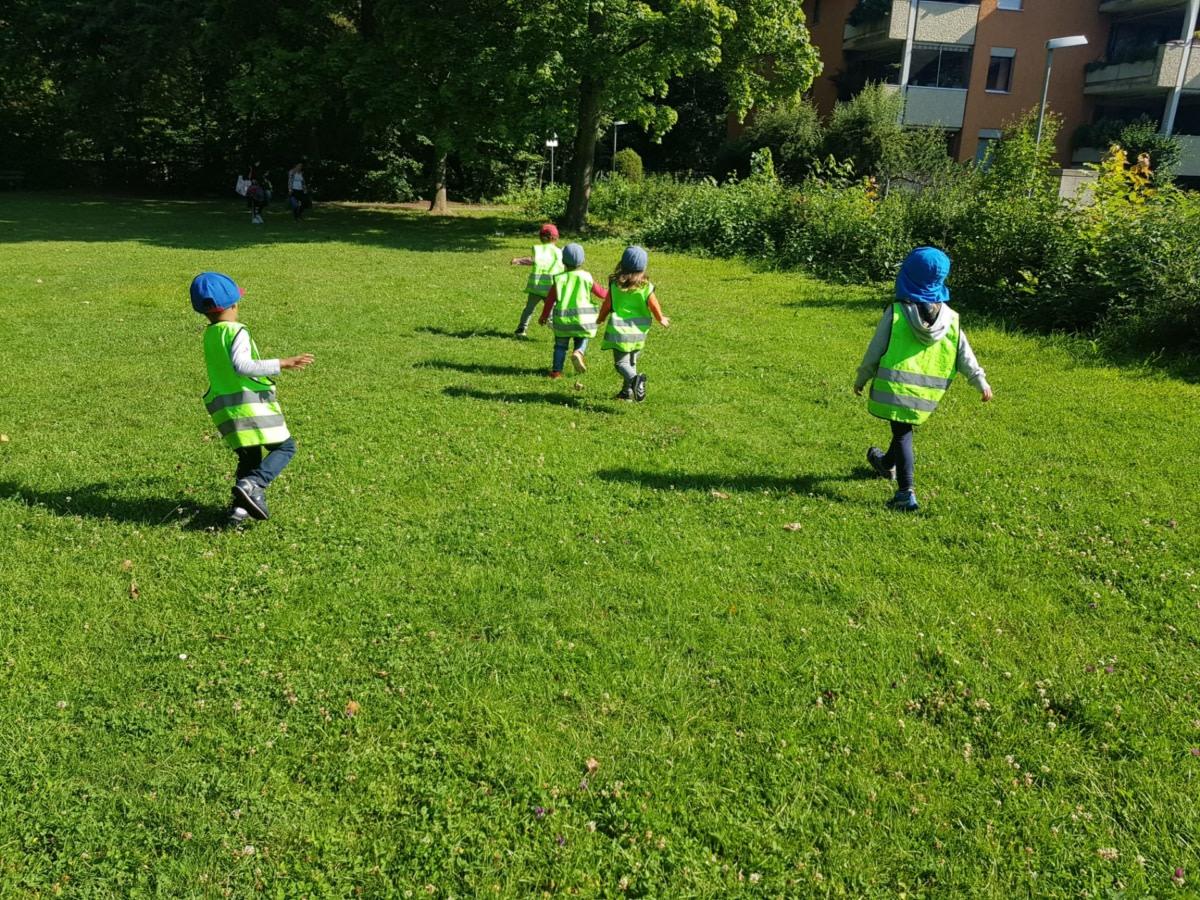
[[915, 1, 980, 45], [958, 0, 1108, 164], [903, 86, 969, 127], [1157, 41, 1200, 90]]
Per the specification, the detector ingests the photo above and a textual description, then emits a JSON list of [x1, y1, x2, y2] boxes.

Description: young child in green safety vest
[[537, 242, 610, 379], [597, 246, 670, 402], [190, 272, 314, 526], [510, 223, 564, 336], [854, 247, 992, 512]]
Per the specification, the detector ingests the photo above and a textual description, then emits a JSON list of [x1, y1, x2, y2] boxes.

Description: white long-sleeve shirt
[[230, 328, 280, 378]]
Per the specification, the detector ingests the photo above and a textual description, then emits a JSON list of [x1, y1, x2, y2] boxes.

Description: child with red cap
[[510, 223, 564, 336], [190, 272, 314, 525]]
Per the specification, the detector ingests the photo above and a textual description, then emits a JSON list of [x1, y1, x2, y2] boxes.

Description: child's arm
[[596, 297, 612, 324], [648, 293, 670, 328], [853, 306, 893, 395], [538, 284, 558, 326], [510, 256, 533, 266], [957, 330, 993, 401], [591, 283, 610, 301], [230, 330, 313, 376]]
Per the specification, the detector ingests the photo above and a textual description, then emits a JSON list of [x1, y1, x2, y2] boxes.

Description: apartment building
[[801, 0, 1200, 176]]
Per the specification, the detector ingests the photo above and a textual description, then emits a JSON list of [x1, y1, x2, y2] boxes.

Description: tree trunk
[[429, 150, 449, 213], [563, 76, 604, 231]]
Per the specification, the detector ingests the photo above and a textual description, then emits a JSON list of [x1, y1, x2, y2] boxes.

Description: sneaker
[[633, 373, 647, 402], [570, 349, 587, 373], [514, 327, 528, 337], [548, 370, 563, 379], [866, 447, 896, 480], [614, 388, 634, 401], [885, 490, 919, 513], [233, 478, 269, 520], [228, 506, 251, 526]]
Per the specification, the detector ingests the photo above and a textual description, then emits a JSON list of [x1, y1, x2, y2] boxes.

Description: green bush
[[613, 148, 644, 182], [822, 83, 907, 182]]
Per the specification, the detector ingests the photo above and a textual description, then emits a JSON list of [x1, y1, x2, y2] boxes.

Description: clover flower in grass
[[1097, 848, 1119, 861], [1174, 867, 1186, 886]]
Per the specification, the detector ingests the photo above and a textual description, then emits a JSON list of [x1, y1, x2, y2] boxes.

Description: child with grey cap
[[538, 242, 610, 378], [597, 246, 670, 401]]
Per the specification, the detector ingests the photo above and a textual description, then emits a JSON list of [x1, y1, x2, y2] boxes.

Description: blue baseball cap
[[190, 272, 244, 313]]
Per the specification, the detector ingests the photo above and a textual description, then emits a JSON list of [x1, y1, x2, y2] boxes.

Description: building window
[[997, 0, 1022, 9], [909, 44, 973, 89], [987, 48, 1016, 93], [975, 129, 1003, 168], [811, 0, 821, 25]]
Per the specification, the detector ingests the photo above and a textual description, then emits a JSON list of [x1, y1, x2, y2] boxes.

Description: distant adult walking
[[287, 161, 309, 220]]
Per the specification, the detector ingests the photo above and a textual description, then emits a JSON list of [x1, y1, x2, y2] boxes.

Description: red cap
[[540, 223, 559, 241]]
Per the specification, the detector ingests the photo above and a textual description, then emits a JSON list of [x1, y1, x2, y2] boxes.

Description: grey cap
[[562, 242, 585, 268]]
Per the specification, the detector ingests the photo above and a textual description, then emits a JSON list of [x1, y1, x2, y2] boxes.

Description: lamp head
[[1046, 35, 1089, 50]]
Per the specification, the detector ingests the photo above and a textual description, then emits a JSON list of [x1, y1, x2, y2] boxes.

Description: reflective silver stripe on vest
[[559, 305, 599, 316], [216, 414, 288, 437], [611, 316, 651, 329], [869, 388, 940, 413], [206, 389, 278, 414], [876, 367, 952, 390]]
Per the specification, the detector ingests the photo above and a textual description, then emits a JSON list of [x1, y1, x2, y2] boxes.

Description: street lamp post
[[546, 134, 559, 186], [611, 121, 627, 171], [1037, 35, 1090, 146]]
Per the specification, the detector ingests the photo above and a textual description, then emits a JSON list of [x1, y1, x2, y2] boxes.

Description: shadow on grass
[[785, 295, 889, 311], [443, 385, 617, 414], [596, 466, 880, 501], [0, 193, 523, 254], [0, 480, 228, 530], [416, 359, 546, 377], [416, 326, 524, 340]]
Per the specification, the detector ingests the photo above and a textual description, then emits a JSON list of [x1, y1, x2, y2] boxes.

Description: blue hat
[[620, 245, 648, 274], [190, 272, 244, 313], [562, 243, 585, 268], [896, 247, 950, 304]]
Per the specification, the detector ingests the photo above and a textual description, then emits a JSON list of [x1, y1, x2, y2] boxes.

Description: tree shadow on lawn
[[443, 385, 618, 414], [415, 359, 546, 377], [0, 194, 522, 254], [0, 480, 228, 530], [596, 466, 879, 502], [416, 326, 524, 340]]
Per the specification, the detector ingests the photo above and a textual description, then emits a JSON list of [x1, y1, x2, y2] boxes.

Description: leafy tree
[[521, 0, 820, 229]]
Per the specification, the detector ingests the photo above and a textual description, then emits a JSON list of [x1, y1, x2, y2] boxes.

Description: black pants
[[234, 438, 297, 490], [881, 421, 915, 492], [290, 189, 307, 219]]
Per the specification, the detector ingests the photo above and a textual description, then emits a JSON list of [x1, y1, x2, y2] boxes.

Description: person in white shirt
[[287, 161, 308, 220]]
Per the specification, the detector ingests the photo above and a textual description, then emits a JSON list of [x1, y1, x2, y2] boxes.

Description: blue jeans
[[234, 437, 297, 489], [552, 336, 589, 372], [881, 422, 914, 492]]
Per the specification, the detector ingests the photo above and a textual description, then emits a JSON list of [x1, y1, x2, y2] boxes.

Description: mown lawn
[[0, 194, 1198, 897]]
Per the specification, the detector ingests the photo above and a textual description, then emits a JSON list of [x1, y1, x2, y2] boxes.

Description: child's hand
[[538, 316, 549, 326], [854, 385, 863, 396], [981, 387, 994, 403], [659, 316, 670, 329], [282, 353, 314, 370]]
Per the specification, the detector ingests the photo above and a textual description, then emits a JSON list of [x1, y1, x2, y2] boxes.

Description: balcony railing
[[1085, 40, 1200, 95], [844, 1, 979, 52], [1098, 0, 1187, 15], [883, 83, 969, 128]]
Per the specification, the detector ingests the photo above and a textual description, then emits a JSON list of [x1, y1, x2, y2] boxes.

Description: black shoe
[[633, 373, 647, 402], [233, 479, 269, 520], [228, 506, 251, 527], [514, 327, 528, 337], [614, 388, 633, 401], [866, 447, 896, 480]]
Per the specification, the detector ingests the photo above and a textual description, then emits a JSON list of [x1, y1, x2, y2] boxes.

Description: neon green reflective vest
[[525, 242, 564, 298], [867, 303, 959, 425], [202, 322, 290, 449], [601, 280, 655, 352], [550, 269, 599, 338]]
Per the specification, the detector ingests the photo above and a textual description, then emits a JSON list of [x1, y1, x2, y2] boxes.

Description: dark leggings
[[881, 421, 915, 492], [234, 438, 297, 489]]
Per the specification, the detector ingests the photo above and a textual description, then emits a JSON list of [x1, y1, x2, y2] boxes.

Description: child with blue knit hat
[[191, 272, 314, 525], [538, 242, 610, 378], [597, 246, 670, 401], [854, 247, 992, 511]]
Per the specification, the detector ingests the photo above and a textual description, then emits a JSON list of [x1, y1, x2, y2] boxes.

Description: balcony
[[1099, 0, 1187, 14], [844, 1, 979, 53], [882, 83, 969, 128], [1085, 40, 1200, 96]]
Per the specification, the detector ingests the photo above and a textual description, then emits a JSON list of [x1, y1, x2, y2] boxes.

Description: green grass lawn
[[1, 194, 1198, 897]]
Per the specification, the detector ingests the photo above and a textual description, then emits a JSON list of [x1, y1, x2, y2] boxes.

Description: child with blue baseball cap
[[190, 272, 314, 525], [854, 247, 992, 511], [538, 242, 609, 378]]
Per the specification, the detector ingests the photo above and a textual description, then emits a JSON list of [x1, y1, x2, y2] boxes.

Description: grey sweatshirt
[[854, 303, 990, 394]]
